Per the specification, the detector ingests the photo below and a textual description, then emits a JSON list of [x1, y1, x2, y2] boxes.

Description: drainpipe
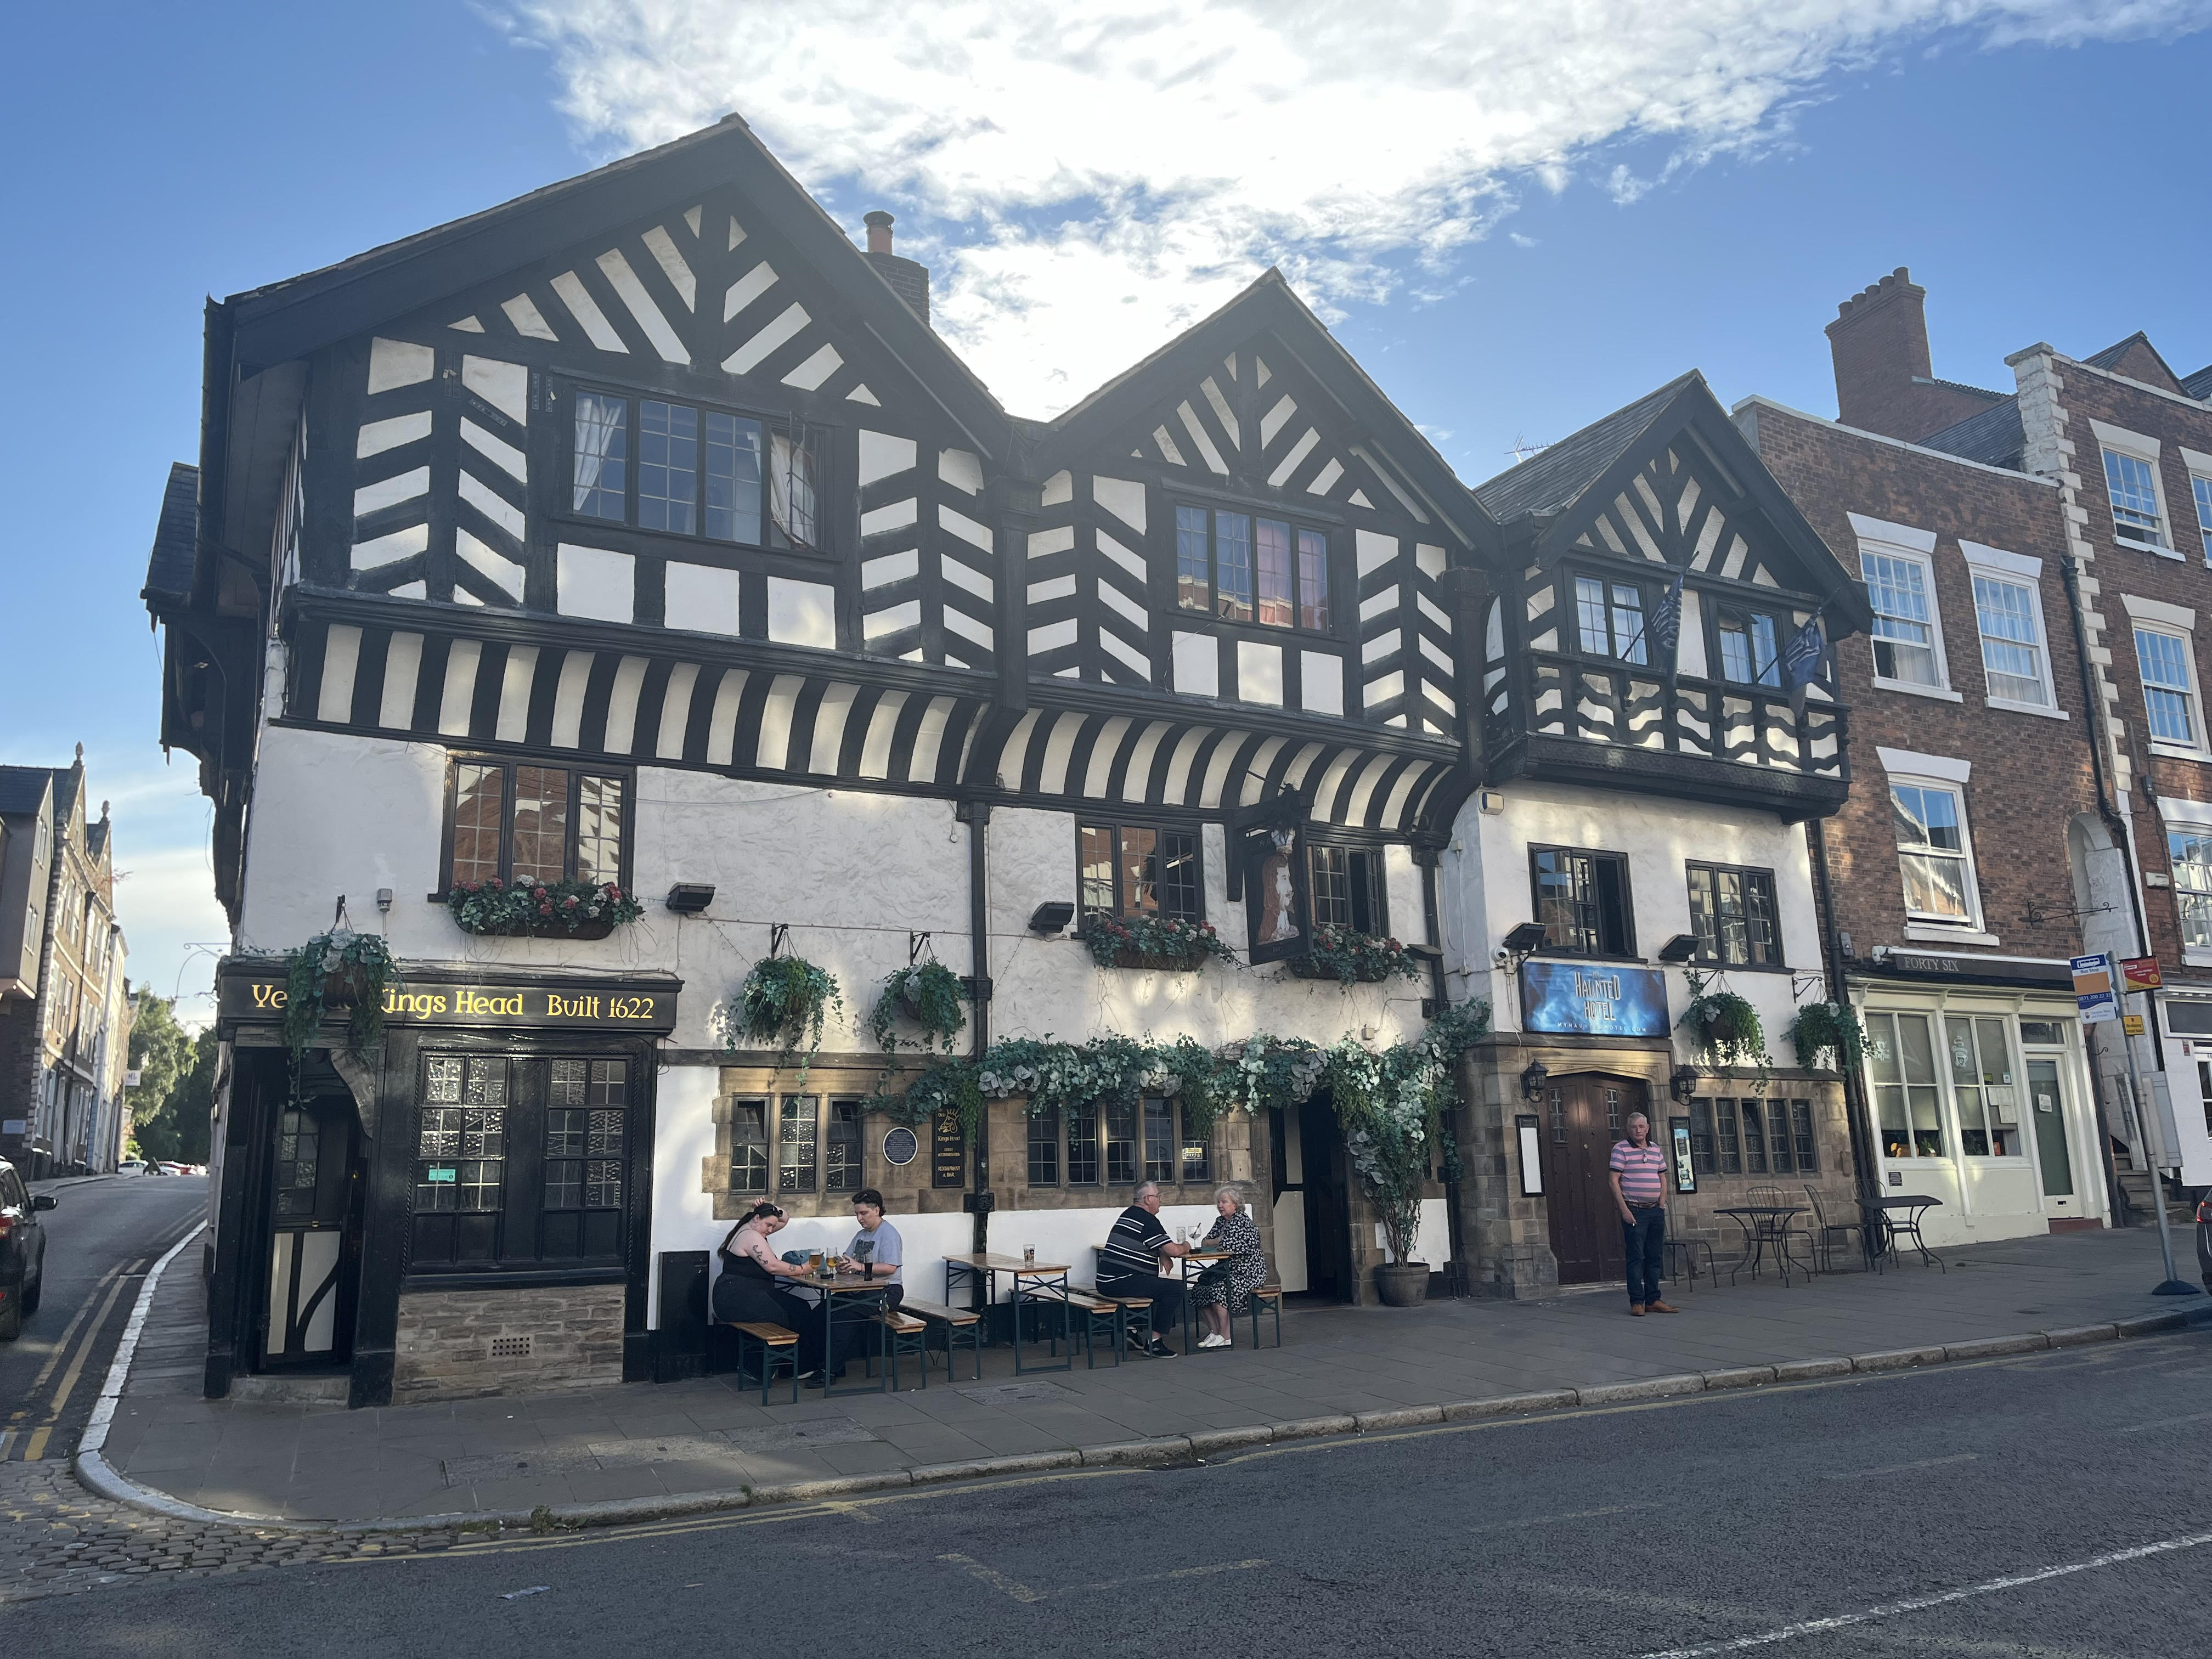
[[1807, 815, 1883, 1242], [960, 800, 993, 1254], [2058, 555, 2141, 1224], [1420, 851, 1468, 1296]]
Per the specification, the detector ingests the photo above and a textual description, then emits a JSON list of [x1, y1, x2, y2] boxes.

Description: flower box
[[1287, 955, 1400, 984], [1107, 946, 1211, 973], [1286, 927, 1424, 985], [1082, 914, 1237, 972], [442, 879, 642, 939]]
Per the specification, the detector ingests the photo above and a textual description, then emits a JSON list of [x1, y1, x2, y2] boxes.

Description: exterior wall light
[[665, 883, 716, 914], [1521, 1060, 1550, 1102], [1669, 1065, 1700, 1103], [1028, 900, 1075, 935], [1501, 921, 1548, 956], [1657, 934, 1700, 963]]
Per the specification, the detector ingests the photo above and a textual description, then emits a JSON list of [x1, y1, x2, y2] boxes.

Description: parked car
[[0, 1158, 56, 1342], [157, 1161, 188, 1176], [118, 1158, 146, 1175]]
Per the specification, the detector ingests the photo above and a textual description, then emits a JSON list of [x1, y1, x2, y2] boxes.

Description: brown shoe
[[1647, 1300, 1681, 1314], [1628, 1304, 1646, 1316]]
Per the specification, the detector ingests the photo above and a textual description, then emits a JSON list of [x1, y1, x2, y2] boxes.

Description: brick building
[[0, 750, 131, 1175], [1737, 267, 2212, 1240]]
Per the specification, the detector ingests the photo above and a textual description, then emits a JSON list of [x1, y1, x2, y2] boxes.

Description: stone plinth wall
[[392, 1283, 625, 1401]]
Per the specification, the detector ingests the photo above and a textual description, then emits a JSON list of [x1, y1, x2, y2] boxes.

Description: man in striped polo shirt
[[1099, 1181, 1191, 1357], [1610, 1112, 1678, 1317]]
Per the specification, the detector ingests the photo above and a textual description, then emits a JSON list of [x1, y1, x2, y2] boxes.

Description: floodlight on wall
[[1500, 922, 1548, 957], [1028, 900, 1076, 935], [665, 883, 716, 915], [1657, 934, 1700, 964], [1520, 1060, 1550, 1102]]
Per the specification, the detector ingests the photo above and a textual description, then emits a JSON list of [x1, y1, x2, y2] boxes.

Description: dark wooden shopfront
[[1538, 1073, 1651, 1285]]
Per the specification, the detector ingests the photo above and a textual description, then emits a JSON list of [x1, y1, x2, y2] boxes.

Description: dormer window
[[566, 385, 817, 551], [1716, 607, 1781, 687], [1176, 505, 1330, 631]]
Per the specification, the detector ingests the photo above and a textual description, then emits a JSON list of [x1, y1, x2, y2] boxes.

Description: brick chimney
[[862, 211, 930, 327], [1825, 268, 2000, 443]]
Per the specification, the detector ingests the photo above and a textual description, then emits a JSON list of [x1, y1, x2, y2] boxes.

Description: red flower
[[539, 902, 554, 916], [563, 895, 579, 908], [606, 887, 623, 901], [489, 877, 504, 890], [533, 887, 547, 900], [1387, 939, 1401, 951]]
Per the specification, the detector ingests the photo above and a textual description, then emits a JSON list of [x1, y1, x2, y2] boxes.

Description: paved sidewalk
[[91, 1227, 2209, 1526]]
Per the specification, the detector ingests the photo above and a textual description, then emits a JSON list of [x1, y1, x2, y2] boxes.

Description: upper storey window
[[1864, 553, 1940, 686], [1716, 606, 1781, 687], [1573, 577, 1647, 664], [2103, 449, 2165, 549], [569, 388, 817, 551], [1176, 506, 1329, 630]]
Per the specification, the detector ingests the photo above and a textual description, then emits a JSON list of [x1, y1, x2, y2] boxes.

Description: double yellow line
[[3, 1255, 142, 1462]]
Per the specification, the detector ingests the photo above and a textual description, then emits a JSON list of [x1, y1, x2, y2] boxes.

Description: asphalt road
[[16, 1321, 2212, 1656], [2, 1175, 206, 1462]]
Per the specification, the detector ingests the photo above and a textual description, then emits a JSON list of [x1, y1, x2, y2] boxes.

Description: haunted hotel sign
[[1520, 960, 1670, 1039]]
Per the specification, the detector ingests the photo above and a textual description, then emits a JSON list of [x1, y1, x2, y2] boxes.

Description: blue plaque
[[1520, 960, 1671, 1038]]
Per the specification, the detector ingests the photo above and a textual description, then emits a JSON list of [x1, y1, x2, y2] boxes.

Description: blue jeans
[[1622, 1205, 1666, 1306]]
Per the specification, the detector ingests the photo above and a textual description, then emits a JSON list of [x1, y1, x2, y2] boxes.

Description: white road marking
[[2112, 1409, 2212, 1434], [1822, 1453, 1978, 1479], [1635, 1528, 2212, 1657], [937, 1551, 1046, 1604], [1057, 1559, 1269, 1595]]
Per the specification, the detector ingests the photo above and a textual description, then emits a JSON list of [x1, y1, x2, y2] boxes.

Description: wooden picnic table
[[788, 1268, 900, 1398], [943, 1253, 1074, 1375]]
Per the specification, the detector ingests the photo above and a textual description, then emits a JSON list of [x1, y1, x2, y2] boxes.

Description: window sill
[[1986, 696, 2068, 720], [1902, 923, 2001, 947], [2117, 535, 2181, 560], [1871, 676, 1963, 703], [2183, 947, 2212, 970], [2147, 743, 2211, 763]]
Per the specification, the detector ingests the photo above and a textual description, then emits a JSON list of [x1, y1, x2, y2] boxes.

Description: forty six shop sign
[[218, 966, 680, 1034]]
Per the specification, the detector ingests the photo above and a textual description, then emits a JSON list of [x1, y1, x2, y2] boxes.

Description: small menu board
[[931, 1109, 966, 1188]]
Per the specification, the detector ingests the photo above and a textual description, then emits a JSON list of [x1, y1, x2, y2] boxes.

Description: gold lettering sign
[[221, 977, 674, 1032]]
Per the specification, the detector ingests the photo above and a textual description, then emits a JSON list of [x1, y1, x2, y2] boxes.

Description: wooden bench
[[872, 1308, 929, 1391], [900, 1299, 984, 1381], [1034, 1283, 1153, 1367], [722, 1319, 801, 1404], [1245, 1284, 1284, 1350]]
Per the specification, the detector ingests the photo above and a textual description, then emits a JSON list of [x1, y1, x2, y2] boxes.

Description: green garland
[[280, 930, 401, 1099], [721, 956, 844, 1087], [866, 962, 968, 1056]]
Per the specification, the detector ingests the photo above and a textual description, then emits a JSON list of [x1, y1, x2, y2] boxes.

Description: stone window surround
[[2091, 417, 2177, 559], [2120, 592, 2208, 763], [1848, 512, 1962, 703], [1958, 539, 2067, 720], [2155, 793, 2212, 970], [1874, 746, 1997, 946]]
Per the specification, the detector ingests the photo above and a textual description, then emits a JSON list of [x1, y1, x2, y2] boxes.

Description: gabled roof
[[0, 767, 54, 819], [1918, 396, 2024, 470], [218, 113, 1012, 457], [1473, 373, 1697, 522], [1918, 375, 2007, 403], [2183, 363, 2212, 402], [144, 462, 199, 602], [2082, 331, 2187, 394], [1039, 269, 1489, 548], [1475, 371, 1873, 633]]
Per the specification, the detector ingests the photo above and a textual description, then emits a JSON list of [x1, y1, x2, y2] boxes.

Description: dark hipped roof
[[0, 767, 55, 819], [144, 462, 199, 602], [1918, 397, 2024, 470], [1472, 373, 1699, 522], [1920, 375, 2007, 403], [2183, 363, 2212, 401]]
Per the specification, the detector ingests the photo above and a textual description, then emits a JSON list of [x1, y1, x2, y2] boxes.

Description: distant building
[[0, 749, 131, 1175]]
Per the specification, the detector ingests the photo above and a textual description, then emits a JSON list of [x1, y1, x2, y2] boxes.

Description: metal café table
[[942, 1253, 1073, 1375], [793, 1266, 898, 1399], [1173, 1250, 1235, 1352], [1713, 1205, 1814, 1286], [1863, 1194, 1947, 1273]]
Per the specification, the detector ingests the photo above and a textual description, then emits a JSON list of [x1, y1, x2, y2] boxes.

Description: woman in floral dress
[[1192, 1185, 1267, 1348]]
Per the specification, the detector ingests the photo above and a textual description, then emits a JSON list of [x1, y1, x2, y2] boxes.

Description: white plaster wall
[[1447, 782, 1822, 1065], [646, 1063, 720, 1329], [1374, 1197, 1449, 1266], [986, 805, 1429, 1051]]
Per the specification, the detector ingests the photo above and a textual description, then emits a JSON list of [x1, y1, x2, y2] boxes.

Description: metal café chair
[[1803, 1184, 1868, 1274]]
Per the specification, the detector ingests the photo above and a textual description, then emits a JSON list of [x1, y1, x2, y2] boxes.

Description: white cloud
[[508, 0, 2207, 414]]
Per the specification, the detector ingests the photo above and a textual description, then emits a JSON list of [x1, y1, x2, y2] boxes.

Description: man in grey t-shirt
[[838, 1188, 904, 1313]]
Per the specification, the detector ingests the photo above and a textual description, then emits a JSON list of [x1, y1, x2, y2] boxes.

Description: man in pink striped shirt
[[1610, 1112, 1678, 1317]]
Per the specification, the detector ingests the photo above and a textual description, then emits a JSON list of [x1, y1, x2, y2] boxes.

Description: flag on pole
[[1649, 566, 1686, 673], [1782, 611, 1829, 715]]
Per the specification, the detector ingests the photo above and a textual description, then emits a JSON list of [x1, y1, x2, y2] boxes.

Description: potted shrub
[[1786, 1000, 1866, 1073], [1325, 1038, 1448, 1306], [1288, 927, 1424, 986], [1083, 913, 1237, 972], [867, 962, 967, 1056], [722, 955, 844, 1086], [444, 877, 644, 939]]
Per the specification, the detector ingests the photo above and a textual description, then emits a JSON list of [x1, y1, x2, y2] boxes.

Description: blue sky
[[4, 2, 2207, 1022]]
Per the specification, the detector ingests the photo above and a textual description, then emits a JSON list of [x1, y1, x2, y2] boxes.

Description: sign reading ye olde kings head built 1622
[[1519, 960, 1671, 1039], [217, 968, 680, 1035]]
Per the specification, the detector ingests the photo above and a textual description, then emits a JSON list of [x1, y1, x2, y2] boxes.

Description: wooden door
[[1539, 1075, 1643, 1285], [260, 1097, 361, 1369], [1297, 1091, 1355, 1301]]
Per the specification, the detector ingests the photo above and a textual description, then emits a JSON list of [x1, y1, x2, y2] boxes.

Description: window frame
[[2160, 796, 2212, 967], [1684, 861, 1784, 970], [1959, 541, 2063, 718], [1854, 531, 1956, 700], [1075, 817, 1206, 930], [1709, 602, 1784, 689], [2094, 423, 2171, 554], [1173, 502, 1333, 635], [439, 755, 634, 896], [1308, 840, 1389, 936], [2190, 462, 2212, 567], [1528, 843, 1637, 959], [1570, 570, 1652, 666], [1887, 777, 1980, 932], [551, 377, 832, 564], [408, 1045, 642, 1278], [2129, 613, 2206, 759]]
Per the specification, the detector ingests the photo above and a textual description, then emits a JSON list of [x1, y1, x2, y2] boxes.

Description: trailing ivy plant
[[1786, 1000, 1866, 1073], [723, 956, 844, 1087], [280, 930, 401, 1099], [1681, 967, 1773, 1089], [867, 962, 968, 1056]]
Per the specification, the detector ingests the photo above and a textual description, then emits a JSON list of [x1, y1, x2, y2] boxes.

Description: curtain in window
[[573, 394, 627, 516], [769, 433, 817, 548]]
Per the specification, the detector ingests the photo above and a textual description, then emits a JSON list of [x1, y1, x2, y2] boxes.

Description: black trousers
[[1622, 1205, 1666, 1306], [826, 1284, 903, 1374], [1099, 1273, 1183, 1342]]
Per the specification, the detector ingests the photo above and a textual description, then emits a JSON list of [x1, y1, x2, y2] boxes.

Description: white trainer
[[1198, 1334, 1230, 1349]]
